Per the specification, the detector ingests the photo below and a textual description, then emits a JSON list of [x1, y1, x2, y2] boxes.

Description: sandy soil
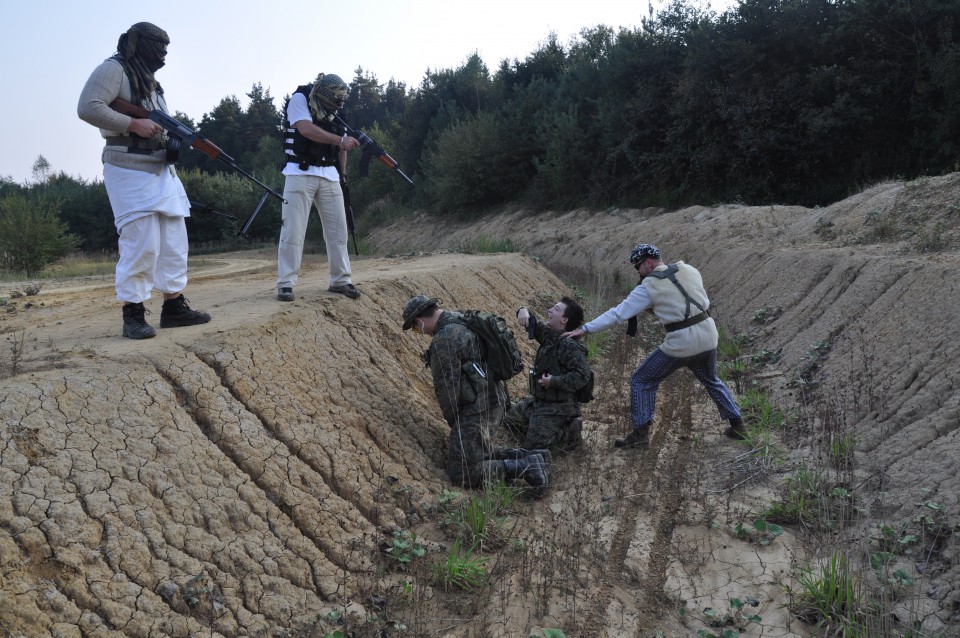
[[1, 173, 959, 637]]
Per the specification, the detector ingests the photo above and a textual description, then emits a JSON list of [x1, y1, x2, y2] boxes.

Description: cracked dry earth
[[2, 172, 960, 638]]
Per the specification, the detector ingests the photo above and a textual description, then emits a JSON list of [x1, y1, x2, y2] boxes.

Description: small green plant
[[814, 218, 837, 240], [529, 630, 566, 638], [751, 306, 783, 324], [438, 488, 460, 505], [870, 551, 915, 591], [382, 530, 426, 568], [180, 570, 224, 619], [698, 597, 762, 637], [751, 348, 781, 365], [309, 610, 346, 638], [5, 328, 27, 377], [740, 387, 785, 430], [735, 518, 785, 546], [873, 522, 918, 556], [790, 339, 833, 390], [433, 539, 488, 591], [183, 571, 209, 607], [717, 327, 750, 391], [912, 220, 947, 252]]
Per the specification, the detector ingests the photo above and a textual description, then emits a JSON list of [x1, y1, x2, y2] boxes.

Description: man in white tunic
[[564, 244, 744, 448], [78, 22, 210, 339]]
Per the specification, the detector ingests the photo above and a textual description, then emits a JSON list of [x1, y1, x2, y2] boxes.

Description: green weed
[[455, 235, 518, 254], [763, 463, 853, 530], [788, 551, 863, 633], [433, 539, 488, 591], [441, 482, 518, 550], [828, 433, 857, 470]]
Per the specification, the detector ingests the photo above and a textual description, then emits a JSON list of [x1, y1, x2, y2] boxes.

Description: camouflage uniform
[[427, 311, 509, 487], [504, 314, 592, 450]]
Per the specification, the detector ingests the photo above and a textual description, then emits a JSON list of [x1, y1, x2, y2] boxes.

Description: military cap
[[402, 295, 440, 330]]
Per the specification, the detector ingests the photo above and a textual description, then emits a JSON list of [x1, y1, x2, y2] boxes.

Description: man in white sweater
[[78, 22, 210, 339], [563, 244, 744, 448]]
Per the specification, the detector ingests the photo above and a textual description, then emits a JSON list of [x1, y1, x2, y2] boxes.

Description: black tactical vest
[[282, 84, 343, 169]]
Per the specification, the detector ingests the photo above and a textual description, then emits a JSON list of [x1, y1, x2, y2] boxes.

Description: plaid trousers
[[630, 347, 741, 431]]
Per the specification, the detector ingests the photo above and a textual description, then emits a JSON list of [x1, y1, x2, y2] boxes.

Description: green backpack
[[454, 311, 524, 383]]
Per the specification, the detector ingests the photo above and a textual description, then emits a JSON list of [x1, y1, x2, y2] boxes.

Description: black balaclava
[[113, 22, 170, 104]]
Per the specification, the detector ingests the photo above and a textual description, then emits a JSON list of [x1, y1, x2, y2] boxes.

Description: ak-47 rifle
[[338, 172, 359, 256], [189, 201, 237, 220], [108, 98, 286, 236], [334, 115, 413, 185]]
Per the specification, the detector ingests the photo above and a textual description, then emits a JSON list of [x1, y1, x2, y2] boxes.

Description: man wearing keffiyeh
[[78, 22, 211, 339], [276, 73, 362, 303]]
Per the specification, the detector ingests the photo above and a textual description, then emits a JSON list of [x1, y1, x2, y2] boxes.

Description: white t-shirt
[[281, 92, 340, 182]]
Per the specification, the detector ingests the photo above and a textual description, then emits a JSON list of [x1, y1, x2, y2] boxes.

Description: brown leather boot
[[724, 418, 747, 439], [614, 428, 649, 449]]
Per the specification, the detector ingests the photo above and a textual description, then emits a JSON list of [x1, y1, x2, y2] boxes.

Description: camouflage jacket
[[426, 311, 502, 425], [528, 314, 592, 403]]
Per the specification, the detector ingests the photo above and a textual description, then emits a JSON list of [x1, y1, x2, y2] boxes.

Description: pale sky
[[1, 0, 733, 184]]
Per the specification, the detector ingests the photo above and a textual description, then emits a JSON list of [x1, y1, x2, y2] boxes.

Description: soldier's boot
[[492, 448, 551, 486], [160, 294, 212, 328], [503, 456, 548, 500], [724, 417, 747, 440], [565, 417, 584, 451], [614, 427, 650, 449], [122, 302, 156, 340]]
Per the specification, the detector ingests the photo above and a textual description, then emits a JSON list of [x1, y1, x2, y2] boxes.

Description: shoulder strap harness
[[639, 264, 711, 333]]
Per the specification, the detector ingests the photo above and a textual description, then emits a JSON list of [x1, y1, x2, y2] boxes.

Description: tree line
[[2, 0, 959, 271]]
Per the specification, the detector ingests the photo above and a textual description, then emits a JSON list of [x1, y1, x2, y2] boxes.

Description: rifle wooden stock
[[110, 97, 151, 119], [190, 138, 226, 161]]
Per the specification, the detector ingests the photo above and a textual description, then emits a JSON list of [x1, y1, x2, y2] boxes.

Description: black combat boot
[[122, 302, 156, 339], [159, 294, 212, 328], [494, 448, 551, 486], [503, 457, 548, 500], [724, 418, 747, 439], [614, 428, 649, 449]]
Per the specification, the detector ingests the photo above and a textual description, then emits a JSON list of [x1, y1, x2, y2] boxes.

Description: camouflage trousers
[[503, 396, 580, 451], [447, 404, 507, 488]]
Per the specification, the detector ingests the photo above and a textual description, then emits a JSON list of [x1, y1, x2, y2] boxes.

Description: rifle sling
[[664, 310, 710, 332]]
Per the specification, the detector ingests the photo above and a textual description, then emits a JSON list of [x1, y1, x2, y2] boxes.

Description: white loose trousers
[[115, 214, 189, 303], [103, 163, 190, 304]]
